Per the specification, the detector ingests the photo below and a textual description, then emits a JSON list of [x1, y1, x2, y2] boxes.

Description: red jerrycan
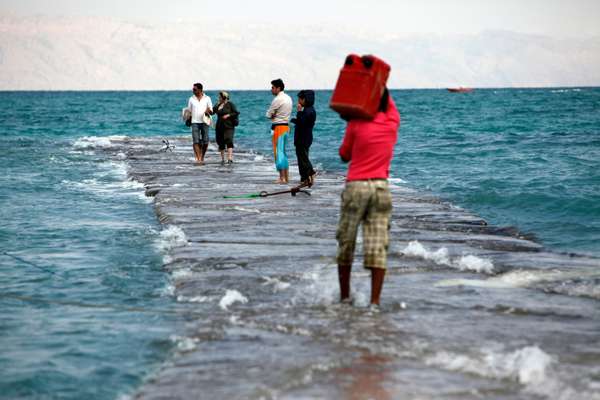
[[330, 54, 391, 120]]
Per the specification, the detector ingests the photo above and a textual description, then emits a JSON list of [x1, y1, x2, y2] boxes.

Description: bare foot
[[308, 173, 316, 187]]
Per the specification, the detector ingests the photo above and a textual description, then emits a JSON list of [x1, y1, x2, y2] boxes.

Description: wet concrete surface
[[105, 136, 600, 400]]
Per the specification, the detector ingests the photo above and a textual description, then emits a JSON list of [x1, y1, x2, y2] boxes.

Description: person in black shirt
[[291, 90, 317, 185], [213, 91, 240, 164]]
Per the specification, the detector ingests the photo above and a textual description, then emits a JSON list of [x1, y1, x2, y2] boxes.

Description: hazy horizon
[[1, 86, 598, 92], [2, 1, 600, 90]]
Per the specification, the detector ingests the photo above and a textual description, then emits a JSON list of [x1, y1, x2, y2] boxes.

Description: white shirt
[[266, 91, 292, 124], [187, 95, 213, 124]]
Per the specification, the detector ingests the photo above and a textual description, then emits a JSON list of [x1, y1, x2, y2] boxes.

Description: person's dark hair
[[193, 83, 203, 91], [297, 90, 315, 107], [271, 79, 285, 91], [378, 87, 389, 112]]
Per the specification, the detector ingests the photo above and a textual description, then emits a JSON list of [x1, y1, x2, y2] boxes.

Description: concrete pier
[[104, 136, 600, 400]]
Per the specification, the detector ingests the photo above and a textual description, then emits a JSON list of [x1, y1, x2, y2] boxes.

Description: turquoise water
[[391, 88, 600, 254], [1, 88, 599, 398], [234, 88, 600, 255]]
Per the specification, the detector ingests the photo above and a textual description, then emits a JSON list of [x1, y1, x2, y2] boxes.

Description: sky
[[1, 0, 600, 89], [2, 0, 600, 37]]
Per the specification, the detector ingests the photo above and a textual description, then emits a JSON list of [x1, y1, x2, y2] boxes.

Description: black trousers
[[216, 127, 235, 150], [295, 145, 315, 181]]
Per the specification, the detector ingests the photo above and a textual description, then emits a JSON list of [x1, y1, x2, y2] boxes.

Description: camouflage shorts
[[336, 180, 392, 270]]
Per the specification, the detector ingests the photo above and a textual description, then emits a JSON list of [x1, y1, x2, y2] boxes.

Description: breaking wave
[[402, 240, 494, 274]]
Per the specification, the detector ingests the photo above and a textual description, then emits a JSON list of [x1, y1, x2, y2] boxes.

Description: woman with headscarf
[[213, 91, 240, 164]]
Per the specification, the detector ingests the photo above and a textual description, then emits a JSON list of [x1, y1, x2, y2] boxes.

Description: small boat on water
[[447, 87, 474, 93]]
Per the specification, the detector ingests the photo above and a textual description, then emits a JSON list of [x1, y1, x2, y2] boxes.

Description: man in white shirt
[[266, 79, 293, 184], [187, 83, 213, 164]]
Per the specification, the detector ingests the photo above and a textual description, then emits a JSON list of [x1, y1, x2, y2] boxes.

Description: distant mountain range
[[1, 15, 599, 90]]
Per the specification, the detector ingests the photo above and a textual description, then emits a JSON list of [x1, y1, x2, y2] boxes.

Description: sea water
[[231, 88, 600, 255], [1, 88, 599, 399]]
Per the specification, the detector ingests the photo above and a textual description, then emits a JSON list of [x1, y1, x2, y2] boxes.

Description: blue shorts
[[191, 123, 209, 145]]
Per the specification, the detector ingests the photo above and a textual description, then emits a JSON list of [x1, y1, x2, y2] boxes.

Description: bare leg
[[338, 264, 352, 301], [309, 172, 316, 187], [278, 170, 285, 184], [370, 268, 385, 306], [220, 149, 225, 163], [201, 143, 208, 162], [283, 168, 289, 183], [193, 144, 202, 162], [227, 147, 233, 162]]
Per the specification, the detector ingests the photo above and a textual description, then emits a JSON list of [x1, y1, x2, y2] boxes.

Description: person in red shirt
[[336, 88, 400, 308]]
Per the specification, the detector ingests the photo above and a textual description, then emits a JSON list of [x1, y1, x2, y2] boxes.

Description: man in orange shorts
[[266, 78, 293, 184]]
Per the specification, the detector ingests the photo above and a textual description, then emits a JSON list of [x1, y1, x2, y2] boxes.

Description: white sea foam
[[177, 295, 211, 303], [295, 264, 370, 307], [73, 136, 112, 149], [61, 159, 150, 202], [61, 176, 148, 202], [494, 270, 558, 287], [426, 344, 600, 399], [434, 278, 514, 289], [352, 290, 370, 307], [402, 241, 495, 274], [171, 268, 195, 281], [170, 335, 199, 352], [551, 88, 582, 93], [72, 135, 127, 149], [97, 161, 128, 178], [500, 269, 600, 300], [156, 225, 188, 252], [121, 179, 145, 190], [293, 327, 312, 336], [456, 255, 494, 274], [61, 178, 96, 189], [254, 155, 264, 161], [557, 282, 600, 300], [297, 266, 340, 306], [388, 177, 407, 185], [219, 290, 248, 310], [497, 269, 600, 288], [426, 345, 553, 385], [262, 277, 291, 292], [403, 241, 451, 265], [435, 269, 600, 296], [160, 283, 175, 297]]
